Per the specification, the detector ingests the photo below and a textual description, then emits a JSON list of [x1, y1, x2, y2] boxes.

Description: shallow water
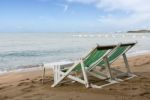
[[0, 33, 150, 72]]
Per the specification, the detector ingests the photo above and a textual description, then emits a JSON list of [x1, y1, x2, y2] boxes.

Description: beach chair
[[51, 42, 136, 88], [88, 42, 137, 88]]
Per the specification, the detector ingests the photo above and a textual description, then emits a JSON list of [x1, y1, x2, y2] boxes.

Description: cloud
[[67, 0, 150, 31], [66, 0, 150, 12], [56, 3, 69, 12], [96, 0, 150, 13], [63, 5, 69, 12]]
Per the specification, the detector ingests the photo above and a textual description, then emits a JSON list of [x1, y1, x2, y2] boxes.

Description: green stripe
[[108, 46, 127, 62], [97, 46, 128, 66], [73, 49, 108, 71], [70, 45, 130, 72]]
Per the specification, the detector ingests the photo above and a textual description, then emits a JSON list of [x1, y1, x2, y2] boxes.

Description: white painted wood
[[123, 53, 131, 73], [44, 43, 137, 88], [51, 61, 82, 87], [59, 71, 86, 84], [42, 61, 74, 85], [87, 71, 107, 80], [80, 59, 89, 88], [90, 80, 118, 89]]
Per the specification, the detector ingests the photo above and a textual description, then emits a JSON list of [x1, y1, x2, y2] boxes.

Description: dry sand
[[0, 54, 150, 100]]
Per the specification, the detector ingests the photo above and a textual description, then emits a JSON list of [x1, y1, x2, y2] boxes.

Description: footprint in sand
[[17, 81, 30, 86], [122, 87, 131, 90], [140, 92, 150, 96], [23, 95, 34, 99], [76, 95, 80, 98], [139, 77, 148, 80], [20, 78, 30, 81], [0, 85, 13, 90], [31, 80, 36, 84], [132, 87, 138, 90], [108, 88, 114, 90], [21, 85, 35, 92], [31, 79, 42, 84], [68, 98, 73, 100], [0, 96, 9, 100], [144, 84, 150, 87]]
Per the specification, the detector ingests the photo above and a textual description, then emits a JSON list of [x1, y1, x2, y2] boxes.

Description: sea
[[0, 33, 150, 73]]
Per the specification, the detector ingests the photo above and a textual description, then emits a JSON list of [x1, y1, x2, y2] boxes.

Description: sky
[[0, 0, 150, 33]]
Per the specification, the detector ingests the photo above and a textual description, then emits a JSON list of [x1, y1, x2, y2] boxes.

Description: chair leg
[[51, 62, 82, 87], [81, 59, 89, 88], [123, 53, 131, 73], [42, 66, 45, 84], [103, 56, 114, 80]]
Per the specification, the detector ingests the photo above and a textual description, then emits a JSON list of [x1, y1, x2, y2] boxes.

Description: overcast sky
[[0, 0, 150, 33]]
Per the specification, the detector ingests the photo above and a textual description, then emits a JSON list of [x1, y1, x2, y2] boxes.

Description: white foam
[[128, 50, 150, 57], [0, 60, 74, 75], [0, 66, 42, 75]]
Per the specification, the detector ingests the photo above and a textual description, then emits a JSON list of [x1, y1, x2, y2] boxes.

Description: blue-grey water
[[0, 33, 150, 72]]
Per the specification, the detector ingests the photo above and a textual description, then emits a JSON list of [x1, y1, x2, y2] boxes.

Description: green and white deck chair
[[87, 42, 137, 88], [51, 42, 136, 88], [51, 44, 116, 88]]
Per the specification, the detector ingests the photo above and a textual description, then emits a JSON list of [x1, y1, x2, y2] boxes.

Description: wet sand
[[0, 54, 150, 100]]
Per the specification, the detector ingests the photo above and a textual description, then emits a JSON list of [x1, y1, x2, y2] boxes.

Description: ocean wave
[[0, 48, 84, 57]]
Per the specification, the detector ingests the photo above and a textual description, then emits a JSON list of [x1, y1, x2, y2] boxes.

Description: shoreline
[[0, 66, 43, 76], [1, 50, 150, 75]]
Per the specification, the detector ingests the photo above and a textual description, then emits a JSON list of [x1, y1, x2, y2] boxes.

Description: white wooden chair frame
[[88, 44, 137, 88], [51, 43, 137, 88], [51, 46, 111, 88]]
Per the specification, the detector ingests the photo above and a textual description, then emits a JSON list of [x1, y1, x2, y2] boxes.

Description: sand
[[0, 54, 150, 100]]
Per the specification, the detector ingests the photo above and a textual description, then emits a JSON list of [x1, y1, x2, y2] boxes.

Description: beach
[[0, 53, 150, 100], [1, 0, 150, 100]]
